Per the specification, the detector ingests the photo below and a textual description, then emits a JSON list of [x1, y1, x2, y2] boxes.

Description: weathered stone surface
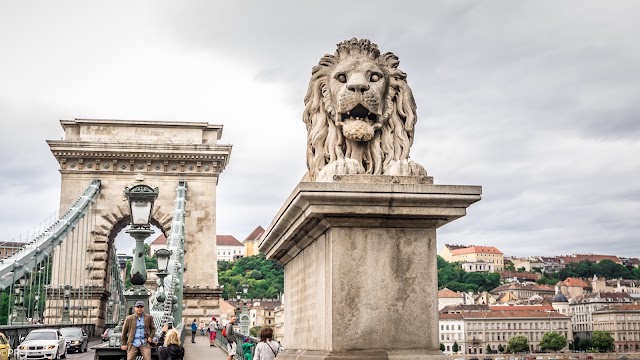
[[47, 119, 231, 327], [260, 179, 481, 356], [302, 39, 426, 182]]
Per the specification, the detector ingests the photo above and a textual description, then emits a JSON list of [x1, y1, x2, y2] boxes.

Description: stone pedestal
[[259, 176, 481, 360]]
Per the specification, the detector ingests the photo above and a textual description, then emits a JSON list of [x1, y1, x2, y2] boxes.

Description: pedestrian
[[190, 319, 197, 343], [241, 337, 254, 360], [199, 320, 206, 336], [158, 329, 185, 360], [253, 327, 279, 360], [120, 301, 156, 360], [225, 315, 237, 360], [208, 316, 217, 346]]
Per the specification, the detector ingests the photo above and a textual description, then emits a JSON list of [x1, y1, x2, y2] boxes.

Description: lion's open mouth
[[340, 104, 378, 123]]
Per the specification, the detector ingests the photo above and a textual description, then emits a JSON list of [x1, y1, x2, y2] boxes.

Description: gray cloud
[[0, 1, 638, 259]]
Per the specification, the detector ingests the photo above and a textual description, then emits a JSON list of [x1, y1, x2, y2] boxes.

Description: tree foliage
[[218, 254, 284, 299], [540, 332, 567, 352], [440, 343, 445, 351], [508, 335, 529, 353], [452, 341, 459, 353], [591, 331, 614, 352], [437, 256, 501, 292], [498, 344, 505, 353]]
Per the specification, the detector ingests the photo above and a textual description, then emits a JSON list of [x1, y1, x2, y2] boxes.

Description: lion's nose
[[347, 83, 370, 93]]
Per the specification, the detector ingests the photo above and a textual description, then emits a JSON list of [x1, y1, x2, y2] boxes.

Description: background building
[[592, 304, 640, 353], [242, 226, 264, 257], [216, 235, 245, 261], [440, 245, 504, 271], [570, 292, 634, 339]]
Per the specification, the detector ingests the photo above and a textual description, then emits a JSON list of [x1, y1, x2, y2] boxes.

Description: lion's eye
[[337, 74, 347, 83], [370, 73, 381, 82]]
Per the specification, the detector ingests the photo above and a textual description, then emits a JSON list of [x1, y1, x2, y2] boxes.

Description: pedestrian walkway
[[183, 333, 228, 360]]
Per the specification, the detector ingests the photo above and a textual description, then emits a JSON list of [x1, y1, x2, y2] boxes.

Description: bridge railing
[[0, 323, 96, 348]]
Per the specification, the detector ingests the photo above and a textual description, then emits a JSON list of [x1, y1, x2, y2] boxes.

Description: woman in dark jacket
[[158, 329, 185, 360]]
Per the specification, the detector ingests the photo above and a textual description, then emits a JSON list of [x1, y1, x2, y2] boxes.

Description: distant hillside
[[218, 254, 284, 299]]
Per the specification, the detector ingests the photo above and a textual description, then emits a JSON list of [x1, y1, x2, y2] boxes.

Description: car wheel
[[60, 348, 66, 359]]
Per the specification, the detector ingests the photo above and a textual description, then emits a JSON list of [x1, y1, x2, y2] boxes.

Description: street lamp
[[123, 181, 158, 309], [107, 299, 114, 324], [154, 248, 172, 305], [61, 284, 71, 324], [33, 294, 41, 323], [239, 285, 250, 334], [10, 277, 27, 325]]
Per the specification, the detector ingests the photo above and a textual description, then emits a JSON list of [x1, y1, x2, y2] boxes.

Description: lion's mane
[[302, 38, 420, 181]]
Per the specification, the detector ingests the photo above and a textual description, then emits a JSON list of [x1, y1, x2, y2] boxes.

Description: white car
[[16, 329, 67, 360]]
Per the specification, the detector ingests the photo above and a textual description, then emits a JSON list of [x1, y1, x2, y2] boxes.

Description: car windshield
[[25, 332, 56, 341], [60, 328, 83, 337]]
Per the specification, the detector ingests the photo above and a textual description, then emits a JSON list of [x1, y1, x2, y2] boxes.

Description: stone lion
[[302, 38, 427, 182]]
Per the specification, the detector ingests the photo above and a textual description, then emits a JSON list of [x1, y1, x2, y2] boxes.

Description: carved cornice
[[48, 141, 231, 176]]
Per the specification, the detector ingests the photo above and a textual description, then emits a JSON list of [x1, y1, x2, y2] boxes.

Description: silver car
[[16, 329, 67, 360]]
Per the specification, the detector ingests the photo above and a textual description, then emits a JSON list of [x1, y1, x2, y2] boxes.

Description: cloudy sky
[[1, 1, 638, 259]]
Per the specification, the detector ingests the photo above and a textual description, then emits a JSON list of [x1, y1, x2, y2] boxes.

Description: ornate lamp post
[[33, 294, 41, 323], [109, 179, 158, 349], [11, 277, 27, 324], [61, 284, 71, 324], [154, 249, 172, 305], [107, 299, 114, 324], [122, 181, 158, 311], [237, 285, 250, 334]]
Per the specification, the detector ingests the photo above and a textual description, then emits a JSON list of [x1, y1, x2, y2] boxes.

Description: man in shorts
[[225, 316, 237, 360]]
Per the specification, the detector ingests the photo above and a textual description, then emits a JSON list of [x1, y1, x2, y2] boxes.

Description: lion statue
[[302, 38, 427, 182]]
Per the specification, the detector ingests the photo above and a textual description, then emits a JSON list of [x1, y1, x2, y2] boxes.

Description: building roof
[[499, 271, 540, 281], [553, 293, 569, 303], [150, 234, 167, 245], [558, 254, 621, 264], [572, 292, 633, 303], [440, 304, 490, 314], [593, 304, 640, 313], [459, 310, 570, 320], [560, 277, 591, 288], [451, 246, 503, 256], [489, 304, 555, 312], [439, 313, 464, 320], [491, 283, 555, 294], [243, 226, 265, 242], [438, 288, 462, 298], [216, 235, 244, 247]]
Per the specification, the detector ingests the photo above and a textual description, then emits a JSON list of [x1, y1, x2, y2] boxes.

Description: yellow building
[[243, 226, 265, 257], [440, 245, 504, 271]]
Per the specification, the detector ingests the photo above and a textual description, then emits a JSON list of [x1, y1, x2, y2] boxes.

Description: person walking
[[253, 327, 280, 360], [158, 329, 185, 360], [225, 316, 237, 360], [208, 316, 217, 346], [190, 319, 197, 343], [120, 301, 156, 360], [199, 320, 206, 336]]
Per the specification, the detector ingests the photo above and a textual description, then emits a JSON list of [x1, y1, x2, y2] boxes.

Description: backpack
[[221, 325, 227, 337]]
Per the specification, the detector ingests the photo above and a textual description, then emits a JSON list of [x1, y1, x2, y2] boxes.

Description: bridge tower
[[46, 119, 231, 330]]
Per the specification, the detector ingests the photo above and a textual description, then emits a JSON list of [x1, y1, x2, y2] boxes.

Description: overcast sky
[[1, 1, 638, 259]]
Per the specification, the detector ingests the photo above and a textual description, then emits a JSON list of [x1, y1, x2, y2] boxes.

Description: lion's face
[[328, 55, 388, 142]]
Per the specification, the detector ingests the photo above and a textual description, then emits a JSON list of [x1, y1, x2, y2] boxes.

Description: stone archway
[[45, 119, 231, 329]]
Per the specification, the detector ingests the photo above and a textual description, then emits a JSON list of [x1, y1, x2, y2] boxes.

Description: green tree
[[579, 338, 592, 351], [591, 331, 614, 352], [440, 343, 445, 352], [487, 344, 492, 354], [508, 335, 529, 353], [249, 326, 262, 337], [218, 254, 284, 300], [498, 344, 504, 353], [452, 341, 459, 354], [540, 332, 567, 352]]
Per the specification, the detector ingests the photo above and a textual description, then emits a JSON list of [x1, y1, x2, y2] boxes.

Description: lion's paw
[[317, 158, 365, 182], [383, 160, 427, 177]]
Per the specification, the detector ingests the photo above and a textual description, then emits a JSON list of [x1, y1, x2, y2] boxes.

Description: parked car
[[535, 357, 544, 360], [617, 356, 629, 360], [59, 327, 88, 353], [15, 329, 67, 360], [0, 332, 9, 360], [101, 328, 114, 342]]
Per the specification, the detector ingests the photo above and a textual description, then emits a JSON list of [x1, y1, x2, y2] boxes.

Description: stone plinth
[[259, 176, 481, 359]]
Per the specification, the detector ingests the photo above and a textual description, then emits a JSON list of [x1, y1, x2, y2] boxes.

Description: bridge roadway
[[184, 332, 228, 360]]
